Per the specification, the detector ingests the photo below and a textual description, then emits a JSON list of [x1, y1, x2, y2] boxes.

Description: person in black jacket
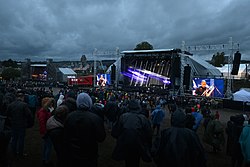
[[153, 109, 206, 167], [63, 92, 106, 167], [226, 114, 245, 167], [6, 92, 33, 158], [104, 95, 118, 131], [46, 105, 69, 167], [111, 99, 152, 167], [0, 89, 13, 167]]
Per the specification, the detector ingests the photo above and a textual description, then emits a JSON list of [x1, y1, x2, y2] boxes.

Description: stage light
[[121, 72, 147, 82], [125, 67, 171, 85], [163, 80, 171, 84]]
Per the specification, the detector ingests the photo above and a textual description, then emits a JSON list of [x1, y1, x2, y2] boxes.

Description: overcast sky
[[0, 0, 249, 61]]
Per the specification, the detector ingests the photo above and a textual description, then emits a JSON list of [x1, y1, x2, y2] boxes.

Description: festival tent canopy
[[185, 54, 222, 77], [233, 89, 250, 102]]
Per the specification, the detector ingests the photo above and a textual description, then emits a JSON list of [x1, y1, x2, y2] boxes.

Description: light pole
[[115, 47, 120, 88], [93, 48, 97, 87], [225, 37, 233, 98]]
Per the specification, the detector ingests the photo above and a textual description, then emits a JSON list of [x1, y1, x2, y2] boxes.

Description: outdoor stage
[[120, 49, 180, 93]]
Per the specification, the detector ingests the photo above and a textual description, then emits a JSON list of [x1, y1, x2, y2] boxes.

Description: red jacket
[[37, 107, 51, 137]]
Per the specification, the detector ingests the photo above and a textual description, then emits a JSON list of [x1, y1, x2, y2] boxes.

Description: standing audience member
[[151, 104, 165, 136], [203, 114, 225, 153], [111, 99, 152, 167], [63, 93, 106, 167], [104, 95, 118, 131], [60, 97, 77, 113], [0, 89, 14, 167], [184, 107, 195, 130], [153, 109, 206, 167], [192, 107, 203, 132], [91, 96, 105, 120], [140, 101, 150, 119], [56, 95, 64, 107], [226, 114, 245, 167], [37, 97, 55, 166], [46, 105, 69, 167], [168, 103, 176, 115], [239, 115, 250, 167], [26, 92, 39, 127], [6, 92, 33, 158]]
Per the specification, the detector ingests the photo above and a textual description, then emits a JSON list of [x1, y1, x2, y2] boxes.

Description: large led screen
[[192, 78, 224, 98], [96, 74, 111, 86]]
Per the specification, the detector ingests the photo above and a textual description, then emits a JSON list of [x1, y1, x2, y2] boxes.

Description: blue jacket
[[192, 112, 203, 131], [239, 124, 250, 163], [151, 105, 165, 125]]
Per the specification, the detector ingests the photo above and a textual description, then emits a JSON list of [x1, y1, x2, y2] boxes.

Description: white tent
[[58, 68, 77, 82], [233, 89, 250, 102], [217, 64, 250, 79]]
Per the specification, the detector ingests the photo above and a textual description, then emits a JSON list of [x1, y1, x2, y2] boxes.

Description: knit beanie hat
[[76, 93, 93, 110]]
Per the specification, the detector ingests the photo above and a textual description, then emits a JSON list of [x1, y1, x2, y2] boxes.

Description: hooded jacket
[[76, 92, 92, 110], [111, 99, 152, 162], [154, 109, 206, 167], [63, 93, 106, 166], [57, 94, 64, 107], [239, 124, 250, 163], [46, 115, 65, 166], [151, 105, 165, 125]]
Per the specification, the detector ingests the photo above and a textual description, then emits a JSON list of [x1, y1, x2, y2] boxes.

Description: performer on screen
[[98, 75, 107, 87], [195, 80, 211, 97]]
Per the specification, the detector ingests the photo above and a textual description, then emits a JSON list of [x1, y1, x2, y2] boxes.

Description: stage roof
[[184, 54, 222, 76], [121, 49, 174, 54]]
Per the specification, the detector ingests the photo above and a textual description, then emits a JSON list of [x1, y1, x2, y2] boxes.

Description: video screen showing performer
[[97, 74, 111, 87], [195, 80, 210, 96], [192, 78, 224, 98]]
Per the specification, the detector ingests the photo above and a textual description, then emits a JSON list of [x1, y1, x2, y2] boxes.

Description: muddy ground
[[8, 107, 247, 167]]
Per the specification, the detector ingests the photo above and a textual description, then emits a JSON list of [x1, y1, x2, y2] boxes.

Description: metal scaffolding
[[182, 37, 239, 98]]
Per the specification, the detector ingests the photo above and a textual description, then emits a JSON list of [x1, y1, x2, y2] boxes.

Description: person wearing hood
[[57, 94, 64, 107], [239, 115, 250, 167], [203, 114, 225, 153], [46, 105, 69, 167], [111, 99, 152, 167], [153, 109, 206, 167], [63, 92, 106, 167], [151, 104, 165, 136]]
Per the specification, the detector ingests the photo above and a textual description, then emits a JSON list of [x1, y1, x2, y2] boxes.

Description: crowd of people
[[0, 82, 249, 167]]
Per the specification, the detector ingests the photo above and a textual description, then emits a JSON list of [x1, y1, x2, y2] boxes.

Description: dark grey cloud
[[0, 0, 249, 61]]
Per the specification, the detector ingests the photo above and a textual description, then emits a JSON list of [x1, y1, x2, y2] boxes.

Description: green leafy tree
[[134, 41, 153, 50], [1, 67, 21, 81], [2, 59, 18, 68], [211, 52, 225, 67]]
